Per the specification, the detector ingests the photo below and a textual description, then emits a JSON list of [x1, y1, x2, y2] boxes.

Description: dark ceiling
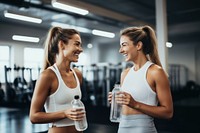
[[69, 0, 200, 45], [0, 0, 200, 45]]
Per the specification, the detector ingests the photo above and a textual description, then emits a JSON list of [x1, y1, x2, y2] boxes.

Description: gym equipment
[[0, 82, 5, 102], [4, 65, 34, 103], [169, 64, 188, 91], [74, 62, 126, 107], [4, 65, 16, 102]]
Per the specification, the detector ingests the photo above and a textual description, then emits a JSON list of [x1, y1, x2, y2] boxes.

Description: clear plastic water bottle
[[110, 82, 122, 122], [71, 95, 88, 131]]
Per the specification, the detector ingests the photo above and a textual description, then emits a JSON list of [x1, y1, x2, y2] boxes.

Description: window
[[0, 46, 10, 83], [24, 48, 44, 81]]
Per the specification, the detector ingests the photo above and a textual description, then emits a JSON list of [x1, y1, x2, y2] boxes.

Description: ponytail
[[142, 26, 162, 67], [43, 27, 61, 70]]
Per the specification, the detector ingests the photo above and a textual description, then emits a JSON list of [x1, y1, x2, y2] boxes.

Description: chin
[[125, 58, 130, 62]]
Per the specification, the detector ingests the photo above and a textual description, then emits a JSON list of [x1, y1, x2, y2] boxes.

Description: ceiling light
[[12, 35, 40, 43], [87, 43, 93, 49], [51, 0, 89, 15], [166, 42, 173, 48], [92, 29, 115, 38], [51, 22, 91, 33], [4, 10, 42, 24]]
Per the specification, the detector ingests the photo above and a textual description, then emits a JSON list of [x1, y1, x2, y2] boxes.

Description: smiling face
[[119, 35, 139, 62], [62, 34, 83, 62]]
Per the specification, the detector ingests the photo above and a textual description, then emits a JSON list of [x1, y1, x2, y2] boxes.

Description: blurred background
[[0, 0, 200, 133]]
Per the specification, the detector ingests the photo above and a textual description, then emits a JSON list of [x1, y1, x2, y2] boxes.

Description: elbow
[[30, 115, 36, 124], [164, 109, 174, 120], [166, 111, 173, 119], [29, 114, 39, 124]]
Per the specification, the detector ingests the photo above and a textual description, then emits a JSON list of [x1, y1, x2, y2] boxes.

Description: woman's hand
[[64, 108, 85, 121], [116, 91, 138, 109], [108, 92, 112, 104]]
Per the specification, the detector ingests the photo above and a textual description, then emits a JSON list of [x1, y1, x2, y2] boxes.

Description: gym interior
[[0, 0, 200, 133]]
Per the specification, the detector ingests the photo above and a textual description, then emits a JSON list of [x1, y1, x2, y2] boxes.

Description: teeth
[[74, 52, 80, 55], [123, 54, 127, 56]]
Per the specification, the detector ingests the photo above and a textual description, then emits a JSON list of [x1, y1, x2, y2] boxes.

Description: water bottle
[[71, 95, 88, 131], [110, 82, 122, 122]]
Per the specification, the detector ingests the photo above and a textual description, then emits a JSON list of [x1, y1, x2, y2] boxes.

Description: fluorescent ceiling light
[[52, 0, 89, 15], [4, 10, 42, 24], [51, 22, 91, 33], [92, 29, 115, 38], [12, 35, 40, 43]]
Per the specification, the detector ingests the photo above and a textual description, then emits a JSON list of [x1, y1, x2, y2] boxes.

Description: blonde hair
[[120, 25, 162, 67]]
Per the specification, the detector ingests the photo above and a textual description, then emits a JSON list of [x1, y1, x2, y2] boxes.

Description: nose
[[119, 47, 123, 53], [79, 46, 83, 53]]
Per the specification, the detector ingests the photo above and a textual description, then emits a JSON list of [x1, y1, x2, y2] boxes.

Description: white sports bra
[[44, 64, 82, 127], [121, 61, 158, 106]]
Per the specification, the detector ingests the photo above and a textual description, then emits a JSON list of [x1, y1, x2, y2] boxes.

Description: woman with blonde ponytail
[[108, 25, 173, 133], [30, 27, 85, 133]]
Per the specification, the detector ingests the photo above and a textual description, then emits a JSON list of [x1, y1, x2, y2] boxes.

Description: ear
[[58, 40, 65, 50], [136, 41, 143, 51]]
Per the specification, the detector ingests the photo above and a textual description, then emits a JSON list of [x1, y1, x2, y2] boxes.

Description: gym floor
[[0, 97, 200, 133]]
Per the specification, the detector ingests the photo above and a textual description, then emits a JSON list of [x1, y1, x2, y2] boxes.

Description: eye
[[121, 42, 127, 47], [74, 42, 82, 47]]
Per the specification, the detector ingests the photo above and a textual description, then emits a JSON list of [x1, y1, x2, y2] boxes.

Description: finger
[[108, 92, 112, 97], [116, 93, 124, 99], [71, 113, 86, 121], [72, 108, 84, 112], [116, 92, 123, 97]]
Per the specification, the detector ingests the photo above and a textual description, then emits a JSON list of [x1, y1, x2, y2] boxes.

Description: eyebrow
[[75, 40, 81, 44], [120, 42, 128, 45]]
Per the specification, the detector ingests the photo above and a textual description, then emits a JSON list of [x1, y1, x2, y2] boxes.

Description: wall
[[168, 44, 196, 85], [0, 41, 43, 67], [98, 42, 122, 64]]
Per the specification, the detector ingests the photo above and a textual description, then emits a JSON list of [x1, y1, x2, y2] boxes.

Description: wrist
[[133, 101, 140, 109]]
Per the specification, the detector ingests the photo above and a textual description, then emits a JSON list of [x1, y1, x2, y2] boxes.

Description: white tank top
[[121, 61, 158, 106], [44, 64, 82, 127]]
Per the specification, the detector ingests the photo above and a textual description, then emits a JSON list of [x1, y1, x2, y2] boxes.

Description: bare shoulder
[[34, 68, 56, 93], [39, 69, 56, 81], [148, 64, 168, 79], [73, 68, 82, 78]]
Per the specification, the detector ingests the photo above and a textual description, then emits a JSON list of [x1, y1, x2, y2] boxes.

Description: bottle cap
[[74, 95, 79, 99]]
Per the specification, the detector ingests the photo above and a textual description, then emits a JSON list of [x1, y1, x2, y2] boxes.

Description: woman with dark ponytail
[[108, 25, 173, 133], [30, 27, 84, 133]]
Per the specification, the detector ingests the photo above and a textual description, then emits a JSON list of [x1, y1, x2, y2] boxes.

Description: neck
[[56, 62, 71, 73], [133, 56, 148, 71]]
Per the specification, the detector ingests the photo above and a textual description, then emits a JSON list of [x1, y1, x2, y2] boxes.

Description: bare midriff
[[121, 105, 143, 115], [48, 125, 82, 133]]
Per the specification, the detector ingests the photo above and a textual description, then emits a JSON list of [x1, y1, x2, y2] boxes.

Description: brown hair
[[120, 25, 162, 67], [43, 27, 80, 70]]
